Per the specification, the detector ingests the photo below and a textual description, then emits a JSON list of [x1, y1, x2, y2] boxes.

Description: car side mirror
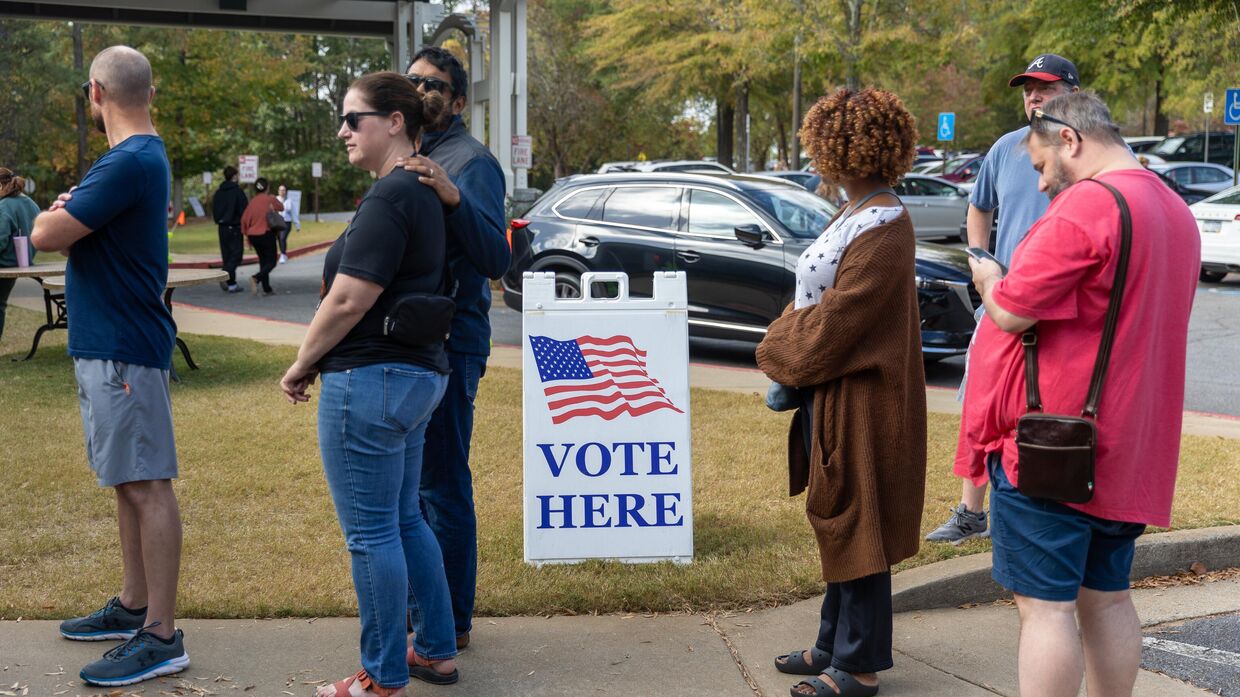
[[735, 224, 767, 248]]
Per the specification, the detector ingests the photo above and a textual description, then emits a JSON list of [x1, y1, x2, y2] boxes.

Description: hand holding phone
[[965, 247, 1007, 274]]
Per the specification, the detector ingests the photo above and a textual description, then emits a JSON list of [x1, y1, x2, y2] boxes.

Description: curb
[[891, 525, 1240, 612], [168, 239, 335, 270]]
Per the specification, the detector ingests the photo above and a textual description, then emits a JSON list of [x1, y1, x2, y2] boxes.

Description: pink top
[[954, 168, 1200, 526]]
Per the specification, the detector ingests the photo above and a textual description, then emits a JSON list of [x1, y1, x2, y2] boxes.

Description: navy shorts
[[988, 455, 1144, 602]]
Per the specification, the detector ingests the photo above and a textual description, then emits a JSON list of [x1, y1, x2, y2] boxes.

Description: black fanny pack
[[382, 264, 458, 347]]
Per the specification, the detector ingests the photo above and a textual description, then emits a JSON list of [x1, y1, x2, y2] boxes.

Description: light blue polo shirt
[[969, 126, 1049, 268]]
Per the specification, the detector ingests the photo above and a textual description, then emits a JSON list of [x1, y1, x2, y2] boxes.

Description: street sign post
[[1205, 93, 1214, 162], [238, 155, 258, 184], [937, 113, 956, 141], [312, 161, 322, 222], [1226, 89, 1240, 185], [937, 113, 955, 173], [512, 135, 532, 170]]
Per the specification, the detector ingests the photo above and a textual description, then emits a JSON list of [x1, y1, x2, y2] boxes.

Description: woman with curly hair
[[757, 87, 927, 697]]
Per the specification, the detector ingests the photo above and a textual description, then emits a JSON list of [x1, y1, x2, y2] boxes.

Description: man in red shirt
[[960, 91, 1199, 696]]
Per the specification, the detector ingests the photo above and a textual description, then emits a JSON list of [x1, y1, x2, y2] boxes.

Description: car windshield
[[1152, 137, 1185, 156], [745, 186, 838, 239], [944, 156, 976, 174], [1203, 187, 1240, 205]]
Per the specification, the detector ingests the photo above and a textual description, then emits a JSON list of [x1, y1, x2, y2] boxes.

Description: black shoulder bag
[[1013, 178, 1131, 503], [382, 262, 458, 347]]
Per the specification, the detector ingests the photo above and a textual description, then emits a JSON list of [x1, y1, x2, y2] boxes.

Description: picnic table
[[0, 261, 68, 361], [38, 268, 228, 375]]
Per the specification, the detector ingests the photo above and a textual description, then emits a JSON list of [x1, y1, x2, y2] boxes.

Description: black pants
[[277, 222, 293, 255], [0, 276, 15, 341], [217, 224, 243, 284], [815, 570, 894, 674], [250, 231, 278, 292]]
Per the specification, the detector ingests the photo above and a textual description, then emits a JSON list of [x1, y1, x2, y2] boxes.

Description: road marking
[[1206, 288, 1240, 296], [1143, 636, 1240, 669]]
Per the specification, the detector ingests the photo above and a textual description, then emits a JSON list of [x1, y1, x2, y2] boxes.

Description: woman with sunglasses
[[280, 72, 457, 697]]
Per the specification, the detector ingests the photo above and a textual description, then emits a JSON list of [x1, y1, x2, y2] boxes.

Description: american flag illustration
[[529, 334, 684, 424]]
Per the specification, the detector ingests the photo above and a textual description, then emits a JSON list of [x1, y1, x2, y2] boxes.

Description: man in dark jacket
[[211, 165, 247, 292], [400, 46, 509, 650]]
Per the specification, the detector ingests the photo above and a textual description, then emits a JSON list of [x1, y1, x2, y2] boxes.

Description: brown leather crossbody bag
[[1014, 179, 1131, 504]]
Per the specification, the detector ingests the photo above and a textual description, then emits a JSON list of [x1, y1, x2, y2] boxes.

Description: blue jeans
[[411, 351, 485, 637], [319, 363, 452, 687]]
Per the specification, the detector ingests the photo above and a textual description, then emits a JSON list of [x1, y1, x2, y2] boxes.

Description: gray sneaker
[[59, 596, 146, 641], [79, 624, 189, 687], [925, 504, 989, 544]]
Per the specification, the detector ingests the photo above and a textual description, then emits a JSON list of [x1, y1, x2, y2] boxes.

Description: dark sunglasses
[[406, 74, 451, 94], [338, 111, 391, 131], [80, 79, 103, 101], [1031, 108, 1083, 143]]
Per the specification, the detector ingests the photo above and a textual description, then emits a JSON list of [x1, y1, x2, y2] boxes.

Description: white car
[[1192, 186, 1240, 282], [1151, 162, 1236, 195]]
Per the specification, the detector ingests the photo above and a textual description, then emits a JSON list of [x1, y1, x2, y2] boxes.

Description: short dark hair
[[409, 46, 468, 101], [223, 165, 238, 181], [255, 177, 269, 192], [350, 71, 448, 143]]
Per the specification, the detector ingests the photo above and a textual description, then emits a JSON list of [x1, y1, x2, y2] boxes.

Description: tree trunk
[[73, 23, 90, 181], [792, 30, 803, 167], [775, 116, 788, 170], [717, 99, 734, 170], [172, 173, 184, 224], [1153, 78, 1168, 137], [735, 85, 749, 172], [842, 0, 863, 91]]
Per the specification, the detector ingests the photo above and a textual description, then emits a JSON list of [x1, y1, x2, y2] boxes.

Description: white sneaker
[[278, 253, 288, 264]]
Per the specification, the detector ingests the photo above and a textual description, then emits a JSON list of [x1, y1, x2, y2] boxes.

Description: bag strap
[[1022, 177, 1133, 418]]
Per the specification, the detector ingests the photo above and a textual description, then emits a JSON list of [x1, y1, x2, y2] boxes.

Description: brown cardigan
[[755, 211, 927, 583]]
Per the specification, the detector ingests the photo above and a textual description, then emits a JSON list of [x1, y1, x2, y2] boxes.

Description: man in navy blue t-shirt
[[32, 45, 189, 687]]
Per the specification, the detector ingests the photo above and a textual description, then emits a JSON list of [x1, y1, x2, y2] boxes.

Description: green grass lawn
[[168, 219, 346, 256], [1, 306, 1236, 620]]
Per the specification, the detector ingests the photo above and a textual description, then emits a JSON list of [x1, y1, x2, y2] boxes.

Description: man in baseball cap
[[1008, 53, 1080, 88], [926, 53, 1081, 545]]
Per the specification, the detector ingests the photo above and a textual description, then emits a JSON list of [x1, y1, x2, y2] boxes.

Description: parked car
[[940, 154, 986, 184], [755, 170, 818, 189], [502, 173, 978, 359], [1191, 185, 1240, 283], [1149, 162, 1236, 195], [888, 174, 970, 240], [597, 159, 736, 175], [1152, 169, 1210, 206], [1123, 136, 1164, 154], [1149, 131, 1236, 168]]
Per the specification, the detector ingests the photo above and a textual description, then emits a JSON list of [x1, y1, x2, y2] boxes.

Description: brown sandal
[[324, 669, 402, 697]]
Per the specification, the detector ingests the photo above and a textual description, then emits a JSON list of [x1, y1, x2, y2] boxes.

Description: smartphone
[[965, 247, 1007, 274]]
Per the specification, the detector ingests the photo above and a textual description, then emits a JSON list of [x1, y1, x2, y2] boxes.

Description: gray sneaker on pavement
[[59, 596, 146, 641], [79, 624, 189, 687], [925, 503, 989, 544]]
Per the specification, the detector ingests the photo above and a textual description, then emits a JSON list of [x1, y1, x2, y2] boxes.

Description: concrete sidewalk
[[3, 577, 1235, 695]]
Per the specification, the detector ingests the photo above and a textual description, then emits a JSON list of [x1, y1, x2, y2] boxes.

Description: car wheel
[[552, 269, 582, 298], [1200, 268, 1227, 283]]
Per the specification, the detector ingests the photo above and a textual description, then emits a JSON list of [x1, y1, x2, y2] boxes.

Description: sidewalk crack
[[891, 648, 1007, 695], [703, 612, 764, 697]]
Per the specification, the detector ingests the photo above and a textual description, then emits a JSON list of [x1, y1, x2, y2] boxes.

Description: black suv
[[501, 173, 978, 359], [1150, 131, 1236, 168]]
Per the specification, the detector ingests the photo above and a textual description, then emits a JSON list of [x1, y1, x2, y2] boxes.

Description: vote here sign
[[522, 271, 693, 565]]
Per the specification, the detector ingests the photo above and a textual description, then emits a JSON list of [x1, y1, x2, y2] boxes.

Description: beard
[[91, 104, 106, 134], [1043, 150, 1073, 200]]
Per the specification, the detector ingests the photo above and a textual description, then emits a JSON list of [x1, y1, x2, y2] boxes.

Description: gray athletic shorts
[[74, 358, 178, 487]]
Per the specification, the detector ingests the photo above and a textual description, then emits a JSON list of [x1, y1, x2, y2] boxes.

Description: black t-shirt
[[318, 168, 449, 374]]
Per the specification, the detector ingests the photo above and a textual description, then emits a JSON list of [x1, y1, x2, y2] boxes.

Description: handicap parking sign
[[1226, 89, 1240, 126], [937, 112, 955, 141]]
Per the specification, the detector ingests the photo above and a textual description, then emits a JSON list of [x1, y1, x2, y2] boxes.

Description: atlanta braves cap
[[1008, 54, 1080, 88]]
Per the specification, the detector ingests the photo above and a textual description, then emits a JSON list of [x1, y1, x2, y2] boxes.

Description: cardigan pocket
[[806, 447, 847, 522]]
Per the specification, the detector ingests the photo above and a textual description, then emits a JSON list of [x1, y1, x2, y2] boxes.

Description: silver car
[[893, 174, 971, 240], [1150, 162, 1236, 195]]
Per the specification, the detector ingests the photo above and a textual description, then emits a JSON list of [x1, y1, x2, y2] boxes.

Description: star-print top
[[794, 205, 904, 309]]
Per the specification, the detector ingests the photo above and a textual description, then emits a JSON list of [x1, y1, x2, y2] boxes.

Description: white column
[[392, 0, 412, 72], [513, 0, 528, 190], [490, 0, 515, 195]]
